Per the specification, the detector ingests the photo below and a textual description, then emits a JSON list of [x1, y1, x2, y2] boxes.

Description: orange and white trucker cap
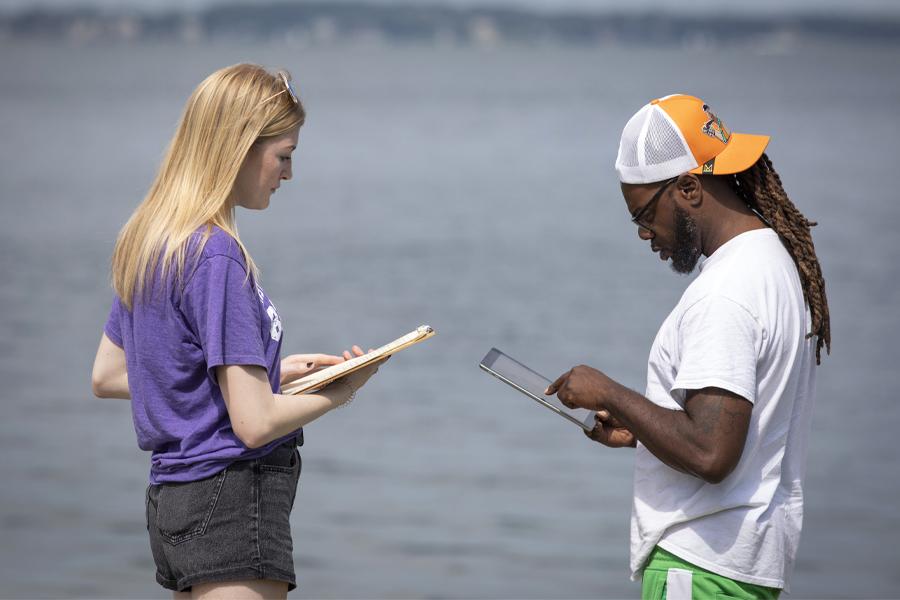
[[615, 94, 770, 184]]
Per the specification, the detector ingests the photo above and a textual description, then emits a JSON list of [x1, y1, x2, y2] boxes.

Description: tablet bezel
[[479, 348, 594, 432]]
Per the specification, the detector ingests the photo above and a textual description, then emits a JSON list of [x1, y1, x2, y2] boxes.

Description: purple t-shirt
[[104, 226, 299, 484]]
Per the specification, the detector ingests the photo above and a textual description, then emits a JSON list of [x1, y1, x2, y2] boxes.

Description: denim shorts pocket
[[155, 469, 228, 546], [260, 447, 302, 511]]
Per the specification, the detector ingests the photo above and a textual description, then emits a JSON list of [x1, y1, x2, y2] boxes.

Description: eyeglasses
[[278, 72, 299, 105], [630, 176, 677, 233]]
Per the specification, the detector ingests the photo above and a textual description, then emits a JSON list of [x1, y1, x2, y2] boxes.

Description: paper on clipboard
[[479, 348, 595, 432], [281, 325, 435, 395]]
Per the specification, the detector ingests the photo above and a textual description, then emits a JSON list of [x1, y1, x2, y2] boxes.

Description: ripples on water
[[1, 38, 899, 598]]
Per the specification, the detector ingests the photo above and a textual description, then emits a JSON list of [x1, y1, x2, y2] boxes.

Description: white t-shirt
[[630, 228, 817, 591]]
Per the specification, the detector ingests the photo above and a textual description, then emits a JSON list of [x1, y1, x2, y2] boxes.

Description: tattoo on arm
[[680, 388, 753, 480], [687, 390, 749, 436], [722, 405, 744, 434], [692, 397, 723, 435]]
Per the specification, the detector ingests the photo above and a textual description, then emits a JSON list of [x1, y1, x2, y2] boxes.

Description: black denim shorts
[[145, 438, 302, 592]]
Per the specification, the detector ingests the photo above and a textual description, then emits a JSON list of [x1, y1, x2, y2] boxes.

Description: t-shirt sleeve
[[103, 297, 124, 348], [180, 254, 267, 382], [671, 294, 762, 404]]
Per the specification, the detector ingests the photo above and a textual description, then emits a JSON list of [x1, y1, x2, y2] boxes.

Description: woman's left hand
[[280, 353, 345, 386]]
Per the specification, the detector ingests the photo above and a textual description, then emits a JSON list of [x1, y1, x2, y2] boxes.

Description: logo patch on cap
[[702, 158, 715, 174], [701, 104, 730, 144]]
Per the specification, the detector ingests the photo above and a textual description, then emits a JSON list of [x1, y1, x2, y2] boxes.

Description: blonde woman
[[90, 64, 383, 598]]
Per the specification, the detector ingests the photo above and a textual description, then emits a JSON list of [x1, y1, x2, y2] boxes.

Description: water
[[1, 37, 899, 598]]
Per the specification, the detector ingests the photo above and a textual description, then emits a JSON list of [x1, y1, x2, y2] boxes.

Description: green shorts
[[642, 546, 781, 600]]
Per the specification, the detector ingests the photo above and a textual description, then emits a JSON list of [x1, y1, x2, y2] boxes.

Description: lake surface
[[1, 36, 899, 598]]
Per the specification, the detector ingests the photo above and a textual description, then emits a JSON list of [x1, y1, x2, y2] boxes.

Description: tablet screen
[[479, 348, 595, 432]]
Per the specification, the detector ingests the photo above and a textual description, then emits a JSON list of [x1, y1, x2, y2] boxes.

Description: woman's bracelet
[[336, 380, 357, 409]]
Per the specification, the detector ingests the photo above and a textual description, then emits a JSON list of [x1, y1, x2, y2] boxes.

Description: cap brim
[[689, 132, 770, 176]]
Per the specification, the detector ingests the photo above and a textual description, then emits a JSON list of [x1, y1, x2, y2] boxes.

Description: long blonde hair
[[111, 63, 305, 309]]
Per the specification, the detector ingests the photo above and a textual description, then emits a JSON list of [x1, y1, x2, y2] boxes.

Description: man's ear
[[674, 173, 703, 209]]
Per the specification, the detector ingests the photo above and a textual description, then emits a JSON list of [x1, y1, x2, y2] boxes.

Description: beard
[[671, 205, 702, 274]]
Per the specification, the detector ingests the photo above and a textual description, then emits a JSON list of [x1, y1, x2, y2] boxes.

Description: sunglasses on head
[[278, 72, 299, 105]]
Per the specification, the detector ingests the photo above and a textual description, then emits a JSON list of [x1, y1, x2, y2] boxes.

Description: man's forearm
[[547, 365, 749, 482], [606, 387, 726, 481]]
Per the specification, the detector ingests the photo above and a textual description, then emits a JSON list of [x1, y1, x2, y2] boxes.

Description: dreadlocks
[[729, 153, 831, 364]]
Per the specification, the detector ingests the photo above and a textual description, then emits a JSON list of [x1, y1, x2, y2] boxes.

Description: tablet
[[479, 348, 595, 432]]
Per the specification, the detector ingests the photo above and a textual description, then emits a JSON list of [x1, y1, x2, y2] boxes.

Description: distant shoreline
[[2, 2, 899, 46]]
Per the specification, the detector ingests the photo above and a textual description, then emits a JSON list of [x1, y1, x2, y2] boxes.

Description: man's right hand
[[585, 410, 636, 448]]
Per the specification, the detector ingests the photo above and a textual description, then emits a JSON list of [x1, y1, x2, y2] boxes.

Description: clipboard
[[479, 347, 595, 432], [282, 325, 436, 395]]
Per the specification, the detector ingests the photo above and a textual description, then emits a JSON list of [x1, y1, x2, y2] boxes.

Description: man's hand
[[545, 364, 623, 412], [586, 410, 636, 448]]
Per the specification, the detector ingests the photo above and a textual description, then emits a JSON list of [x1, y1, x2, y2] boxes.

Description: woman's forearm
[[249, 387, 349, 448], [217, 364, 350, 449]]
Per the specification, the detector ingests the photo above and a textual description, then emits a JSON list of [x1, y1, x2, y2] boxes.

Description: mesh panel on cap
[[615, 104, 647, 173], [644, 108, 690, 166], [614, 101, 697, 184], [618, 110, 643, 168], [620, 137, 639, 167]]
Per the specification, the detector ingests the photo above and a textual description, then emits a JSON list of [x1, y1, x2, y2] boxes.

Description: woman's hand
[[280, 344, 379, 385], [279, 353, 345, 386], [341, 345, 367, 361], [322, 354, 389, 407]]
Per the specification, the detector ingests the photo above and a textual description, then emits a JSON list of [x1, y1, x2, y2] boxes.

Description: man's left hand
[[545, 364, 621, 412], [586, 410, 636, 447]]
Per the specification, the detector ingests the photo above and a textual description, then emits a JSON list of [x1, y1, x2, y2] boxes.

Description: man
[[546, 94, 830, 598]]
